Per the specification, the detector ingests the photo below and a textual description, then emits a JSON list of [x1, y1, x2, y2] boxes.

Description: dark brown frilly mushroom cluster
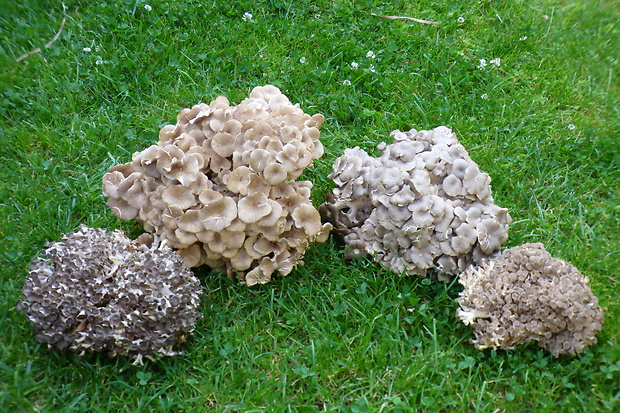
[[320, 126, 511, 280], [102, 85, 331, 285], [16, 225, 203, 364], [456, 243, 604, 356]]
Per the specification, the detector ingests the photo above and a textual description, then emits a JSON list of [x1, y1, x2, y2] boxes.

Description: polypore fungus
[[102, 85, 331, 285], [16, 225, 202, 364], [455, 243, 604, 357], [320, 126, 511, 279]]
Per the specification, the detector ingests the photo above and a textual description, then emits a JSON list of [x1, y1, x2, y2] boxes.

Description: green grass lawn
[[1, 0, 618, 411]]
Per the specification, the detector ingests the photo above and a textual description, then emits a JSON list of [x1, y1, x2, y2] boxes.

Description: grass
[[1, 0, 618, 411]]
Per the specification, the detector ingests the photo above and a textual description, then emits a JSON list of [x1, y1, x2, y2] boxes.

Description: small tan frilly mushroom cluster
[[102, 85, 331, 285], [16, 225, 202, 364], [320, 126, 511, 279], [456, 243, 604, 357]]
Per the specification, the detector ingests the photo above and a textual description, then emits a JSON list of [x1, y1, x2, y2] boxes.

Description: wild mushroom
[[321, 126, 511, 279], [16, 225, 202, 364], [102, 85, 330, 284], [456, 243, 604, 357]]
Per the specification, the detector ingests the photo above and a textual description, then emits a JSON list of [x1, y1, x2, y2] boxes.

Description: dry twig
[[16, 3, 67, 62], [362, 11, 440, 26]]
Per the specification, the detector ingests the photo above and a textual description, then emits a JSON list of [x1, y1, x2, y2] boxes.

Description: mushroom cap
[[227, 166, 254, 195], [212, 132, 239, 158], [476, 219, 504, 254], [238, 193, 272, 224], [162, 185, 196, 210], [201, 196, 238, 232], [263, 162, 288, 185], [292, 203, 322, 236], [198, 189, 224, 205], [177, 209, 204, 234], [443, 174, 463, 197], [107, 197, 139, 221]]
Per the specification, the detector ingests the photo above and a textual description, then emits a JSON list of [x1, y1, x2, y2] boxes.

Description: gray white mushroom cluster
[[16, 225, 202, 364], [102, 85, 331, 285], [320, 126, 511, 279], [456, 243, 604, 356]]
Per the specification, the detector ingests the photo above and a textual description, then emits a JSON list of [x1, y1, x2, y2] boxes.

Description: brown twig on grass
[[362, 11, 440, 25], [16, 3, 67, 62]]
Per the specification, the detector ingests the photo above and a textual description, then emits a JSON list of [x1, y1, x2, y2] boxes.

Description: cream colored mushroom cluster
[[320, 126, 511, 279], [102, 85, 331, 285], [16, 225, 203, 364], [456, 243, 604, 356]]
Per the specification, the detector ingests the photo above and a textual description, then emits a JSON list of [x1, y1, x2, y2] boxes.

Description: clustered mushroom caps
[[455, 243, 604, 357], [16, 225, 203, 364], [102, 85, 332, 285], [320, 126, 511, 280]]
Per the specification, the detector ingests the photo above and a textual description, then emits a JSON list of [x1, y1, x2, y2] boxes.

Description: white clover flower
[[243, 12, 253, 21], [343, 80, 351, 86], [299, 57, 307, 64], [457, 17, 465, 23], [83, 47, 92, 52], [520, 35, 528, 41], [144, 4, 152, 11], [491, 57, 501, 67], [351, 61, 359, 69], [369, 64, 376, 73], [568, 124, 576, 130], [366, 50, 376, 59], [477, 59, 487, 69], [481, 93, 489, 100], [95, 59, 103, 65]]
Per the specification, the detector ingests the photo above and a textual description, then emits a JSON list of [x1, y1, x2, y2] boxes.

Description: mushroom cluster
[[456, 243, 604, 356], [102, 85, 331, 285], [320, 126, 511, 279], [16, 225, 203, 364]]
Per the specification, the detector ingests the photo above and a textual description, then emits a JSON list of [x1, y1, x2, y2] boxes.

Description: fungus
[[455, 243, 604, 357], [321, 126, 511, 279], [16, 225, 202, 364], [103, 85, 331, 284]]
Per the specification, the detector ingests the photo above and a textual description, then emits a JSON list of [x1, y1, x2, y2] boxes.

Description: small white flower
[[366, 50, 376, 59], [242, 12, 253, 21], [481, 93, 489, 100], [95, 59, 103, 65], [343, 80, 351, 86], [457, 17, 465, 23], [299, 57, 306, 64], [144, 4, 152, 11], [351, 61, 359, 69], [520, 35, 528, 41], [369, 64, 376, 73], [477, 58, 487, 69], [568, 124, 576, 130], [491, 57, 501, 67], [83, 47, 91, 52]]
